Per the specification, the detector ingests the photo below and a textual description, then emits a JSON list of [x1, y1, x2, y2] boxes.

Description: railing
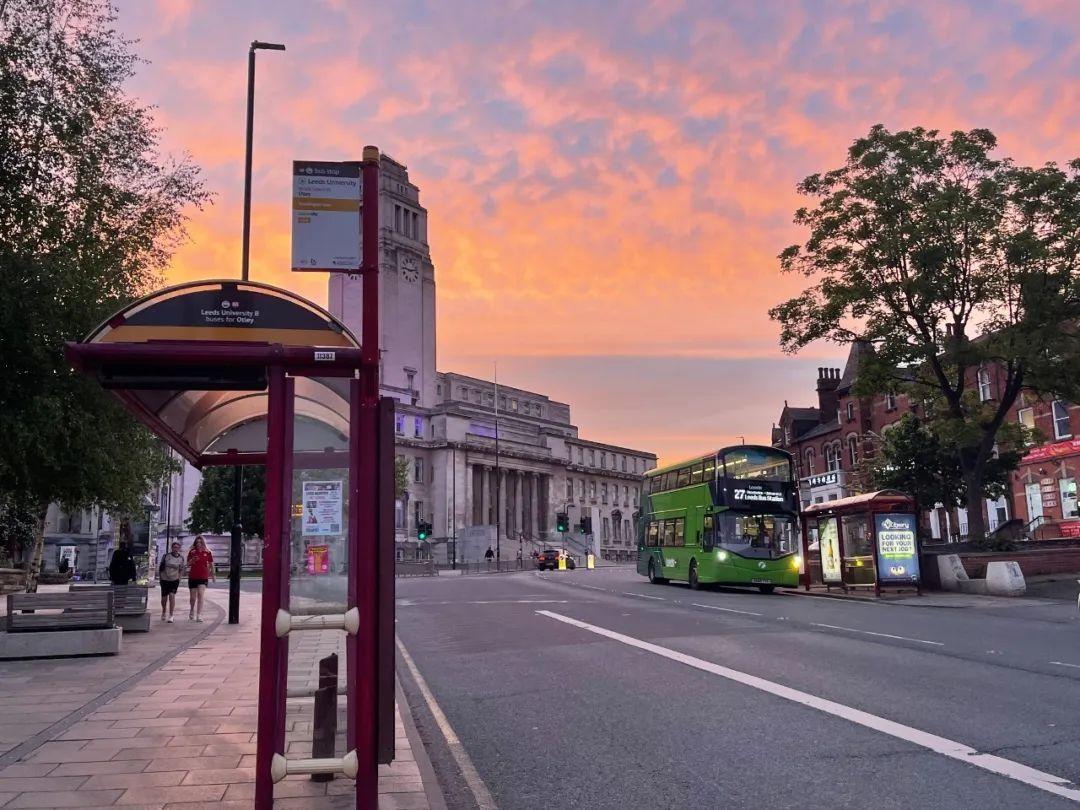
[[458, 559, 531, 575], [395, 559, 438, 577]]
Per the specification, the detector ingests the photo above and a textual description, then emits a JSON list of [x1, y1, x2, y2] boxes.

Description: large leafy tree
[[188, 467, 266, 538], [0, 0, 208, 585], [771, 125, 1080, 541]]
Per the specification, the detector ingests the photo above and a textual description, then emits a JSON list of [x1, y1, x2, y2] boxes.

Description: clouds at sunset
[[115, 0, 1080, 462]]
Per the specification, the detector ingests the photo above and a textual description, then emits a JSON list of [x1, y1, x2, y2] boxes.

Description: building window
[[1018, 407, 1035, 444], [805, 448, 815, 475], [588, 449, 595, 466], [577, 480, 585, 498], [1053, 400, 1071, 439], [577, 447, 583, 464], [395, 205, 402, 232], [395, 498, 405, 529], [885, 393, 897, 411], [601, 454, 608, 469], [394, 414, 405, 435], [413, 458, 423, 483], [566, 478, 573, 499], [413, 500, 423, 528], [601, 483, 608, 504], [613, 519, 621, 541], [406, 370, 416, 391], [589, 481, 596, 498], [602, 517, 610, 541], [846, 402, 855, 422], [825, 445, 840, 472], [848, 436, 859, 467], [412, 211, 419, 239], [977, 368, 993, 401], [623, 485, 629, 504], [413, 417, 423, 438]]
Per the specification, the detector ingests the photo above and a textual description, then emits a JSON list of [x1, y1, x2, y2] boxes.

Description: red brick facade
[[772, 343, 1078, 541]]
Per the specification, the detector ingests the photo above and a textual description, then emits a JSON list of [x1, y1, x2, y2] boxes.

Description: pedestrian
[[186, 535, 215, 622], [108, 541, 137, 585], [158, 540, 186, 622], [484, 546, 494, 561]]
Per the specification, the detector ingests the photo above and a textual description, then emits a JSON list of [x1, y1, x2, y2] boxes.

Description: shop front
[[1013, 438, 1080, 537]]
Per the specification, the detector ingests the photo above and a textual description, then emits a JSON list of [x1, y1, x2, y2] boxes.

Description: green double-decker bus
[[636, 445, 801, 592]]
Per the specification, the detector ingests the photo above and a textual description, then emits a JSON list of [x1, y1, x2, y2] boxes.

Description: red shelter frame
[[66, 149, 392, 808]]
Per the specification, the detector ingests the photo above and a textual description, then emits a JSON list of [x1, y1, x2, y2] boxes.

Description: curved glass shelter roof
[[65, 279, 365, 466]]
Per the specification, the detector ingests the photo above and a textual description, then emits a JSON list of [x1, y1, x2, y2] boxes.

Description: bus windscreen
[[723, 448, 792, 482]]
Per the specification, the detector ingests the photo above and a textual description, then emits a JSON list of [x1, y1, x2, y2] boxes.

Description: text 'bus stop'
[[65, 274, 395, 807]]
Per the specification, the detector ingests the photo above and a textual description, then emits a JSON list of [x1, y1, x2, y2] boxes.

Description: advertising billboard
[[302, 480, 343, 537], [291, 160, 361, 272], [875, 513, 920, 584], [820, 517, 842, 584]]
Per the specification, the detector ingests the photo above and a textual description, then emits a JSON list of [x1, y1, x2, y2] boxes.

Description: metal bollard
[[310, 653, 338, 782]]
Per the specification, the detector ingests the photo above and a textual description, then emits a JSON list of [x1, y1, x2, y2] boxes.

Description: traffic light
[[577, 520, 586, 534], [417, 521, 431, 541], [556, 512, 569, 533], [578, 516, 592, 535]]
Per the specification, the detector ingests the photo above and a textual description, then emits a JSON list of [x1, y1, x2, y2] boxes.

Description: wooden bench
[[70, 583, 150, 632], [1, 591, 121, 658]]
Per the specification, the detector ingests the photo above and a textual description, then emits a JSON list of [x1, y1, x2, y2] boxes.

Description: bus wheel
[[648, 559, 667, 585], [689, 561, 700, 590], [758, 584, 775, 594]]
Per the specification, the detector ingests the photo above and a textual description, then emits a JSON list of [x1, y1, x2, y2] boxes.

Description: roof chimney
[[816, 367, 841, 423]]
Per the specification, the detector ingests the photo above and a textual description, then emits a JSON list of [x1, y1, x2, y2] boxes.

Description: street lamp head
[[251, 41, 286, 51]]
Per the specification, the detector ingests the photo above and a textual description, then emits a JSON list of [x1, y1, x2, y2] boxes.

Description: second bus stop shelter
[[65, 278, 395, 808], [801, 490, 922, 596]]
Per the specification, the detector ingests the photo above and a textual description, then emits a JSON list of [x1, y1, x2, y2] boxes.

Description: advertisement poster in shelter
[[820, 517, 842, 583], [875, 513, 920, 584], [306, 544, 330, 575], [302, 480, 342, 537], [291, 160, 361, 272]]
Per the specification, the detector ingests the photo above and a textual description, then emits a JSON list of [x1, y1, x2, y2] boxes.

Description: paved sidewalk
[[0, 589, 436, 808]]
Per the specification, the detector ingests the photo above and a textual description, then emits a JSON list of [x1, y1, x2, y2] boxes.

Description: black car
[[536, 549, 575, 571]]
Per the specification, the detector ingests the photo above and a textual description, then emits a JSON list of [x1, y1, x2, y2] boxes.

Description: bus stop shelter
[[801, 490, 922, 596], [65, 278, 395, 808]]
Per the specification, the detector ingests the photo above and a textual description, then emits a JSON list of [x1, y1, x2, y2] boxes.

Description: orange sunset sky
[[115, 0, 1080, 465]]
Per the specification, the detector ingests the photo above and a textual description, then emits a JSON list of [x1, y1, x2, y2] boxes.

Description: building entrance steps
[[0, 588, 441, 808]]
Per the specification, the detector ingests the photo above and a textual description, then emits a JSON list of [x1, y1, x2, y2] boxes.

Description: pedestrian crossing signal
[[556, 512, 569, 532]]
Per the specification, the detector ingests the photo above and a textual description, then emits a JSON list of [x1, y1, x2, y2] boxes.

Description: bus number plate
[[751, 579, 772, 584]]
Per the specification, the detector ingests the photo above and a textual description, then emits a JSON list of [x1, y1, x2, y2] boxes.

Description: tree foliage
[[0, 0, 209, 571], [188, 466, 265, 538], [771, 125, 1080, 540]]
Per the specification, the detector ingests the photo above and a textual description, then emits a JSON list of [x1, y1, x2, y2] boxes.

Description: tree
[[862, 414, 1021, 539], [0, 0, 209, 586], [771, 125, 1080, 541], [395, 456, 410, 500], [188, 467, 265, 538]]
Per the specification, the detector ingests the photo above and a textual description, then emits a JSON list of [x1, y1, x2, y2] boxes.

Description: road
[[395, 566, 1080, 809]]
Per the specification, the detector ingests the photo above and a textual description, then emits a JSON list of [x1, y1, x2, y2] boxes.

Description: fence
[[457, 559, 531, 575], [395, 559, 438, 577]]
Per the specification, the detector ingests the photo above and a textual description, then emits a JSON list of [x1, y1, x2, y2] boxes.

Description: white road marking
[[575, 584, 608, 592], [397, 637, 497, 809], [622, 592, 665, 600], [811, 622, 943, 646], [692, 603, 763, 617], [1050, 661, 1080, 670], [400, 599, 569, 606], [537, 611, 1080, 804]]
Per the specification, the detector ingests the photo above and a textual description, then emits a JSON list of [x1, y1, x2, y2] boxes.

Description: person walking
[[108, 541, 137, 585], [158, 541, 185, 622], [186, 535, 215, 622]]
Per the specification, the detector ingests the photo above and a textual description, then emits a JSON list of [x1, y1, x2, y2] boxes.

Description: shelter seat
[[70, 583, 150, 631]]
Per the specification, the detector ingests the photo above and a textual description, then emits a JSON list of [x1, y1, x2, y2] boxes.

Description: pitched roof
[[795, 419, 841, 441], [837, 340, 875, 392]]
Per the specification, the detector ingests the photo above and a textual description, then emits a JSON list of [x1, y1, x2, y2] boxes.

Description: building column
[[480, 465, 491, 526], [529, 473, 539, 539], [497, 469, 508, 548], [512, 472, 522, 541]]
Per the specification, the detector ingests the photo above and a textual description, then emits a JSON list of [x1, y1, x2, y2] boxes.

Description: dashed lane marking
[[1050, 661, 1080, 670], [622, 592, 665, 600], [536, 610, 1080, 804], [810, 622, 943, 646], [692, 603, 763, 617]]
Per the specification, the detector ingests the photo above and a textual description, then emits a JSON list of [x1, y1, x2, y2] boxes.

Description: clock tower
[[328, 153, 436, 408]]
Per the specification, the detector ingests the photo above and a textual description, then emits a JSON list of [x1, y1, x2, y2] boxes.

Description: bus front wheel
[[758, 584, 775, 594], [688, 561, 700, 590], [648, 560, 667, 585]]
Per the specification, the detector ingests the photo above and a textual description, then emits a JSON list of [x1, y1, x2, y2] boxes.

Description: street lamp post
[[241, 40, 285, 282]]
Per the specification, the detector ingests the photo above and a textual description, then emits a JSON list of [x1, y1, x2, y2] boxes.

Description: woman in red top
[[187, 535, 215, 622]]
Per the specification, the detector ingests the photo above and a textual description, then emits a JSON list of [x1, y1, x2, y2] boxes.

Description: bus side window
[[702, 515, 715, 551], [664, 471, 677, 490], [703, 458, 716, 481], [690, 463, 703, 485], [674, 518, 685, 547], [676, 467, 691, 488], [662, 520, 675, 546], [647, 521, 659, 547]]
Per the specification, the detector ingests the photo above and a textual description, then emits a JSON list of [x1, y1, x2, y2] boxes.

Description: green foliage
[[865, 413, 1021, 512], [188, 467, 265, 538], [771, 125, 1080, 539], [395, 456, 410, 499], [0, 0, 208, 541]]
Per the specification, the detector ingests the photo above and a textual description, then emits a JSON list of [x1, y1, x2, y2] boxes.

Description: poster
[[291, 161, 361, 272], [875, 513, 921, 584], [820, 517, 842, 583], [302, 480, 343, 537], [306, 545, 330, 575]]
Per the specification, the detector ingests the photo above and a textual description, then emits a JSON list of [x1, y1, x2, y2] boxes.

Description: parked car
[[536, 548, 576, 571]]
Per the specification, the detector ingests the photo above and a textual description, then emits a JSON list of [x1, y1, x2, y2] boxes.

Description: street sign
[[291, 161, 360, 272]]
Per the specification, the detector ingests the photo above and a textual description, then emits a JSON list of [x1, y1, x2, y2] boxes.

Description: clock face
[[401, 254, 420, 283]]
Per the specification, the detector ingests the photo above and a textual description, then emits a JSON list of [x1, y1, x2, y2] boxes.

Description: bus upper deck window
[[690, 463, 704, 484]]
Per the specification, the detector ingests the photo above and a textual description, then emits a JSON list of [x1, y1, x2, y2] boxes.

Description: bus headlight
[[717, 551, 728, 562], [792, 555, 802, 570]]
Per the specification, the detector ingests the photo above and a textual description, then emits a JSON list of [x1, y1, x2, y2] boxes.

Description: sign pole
[[228, 465, 242, 624]]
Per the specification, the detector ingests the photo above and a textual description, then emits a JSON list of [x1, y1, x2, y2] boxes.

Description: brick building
[[772, 342, 1078, 542]]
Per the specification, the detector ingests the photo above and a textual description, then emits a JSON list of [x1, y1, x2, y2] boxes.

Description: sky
[[114, 0, 1080, 465]]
